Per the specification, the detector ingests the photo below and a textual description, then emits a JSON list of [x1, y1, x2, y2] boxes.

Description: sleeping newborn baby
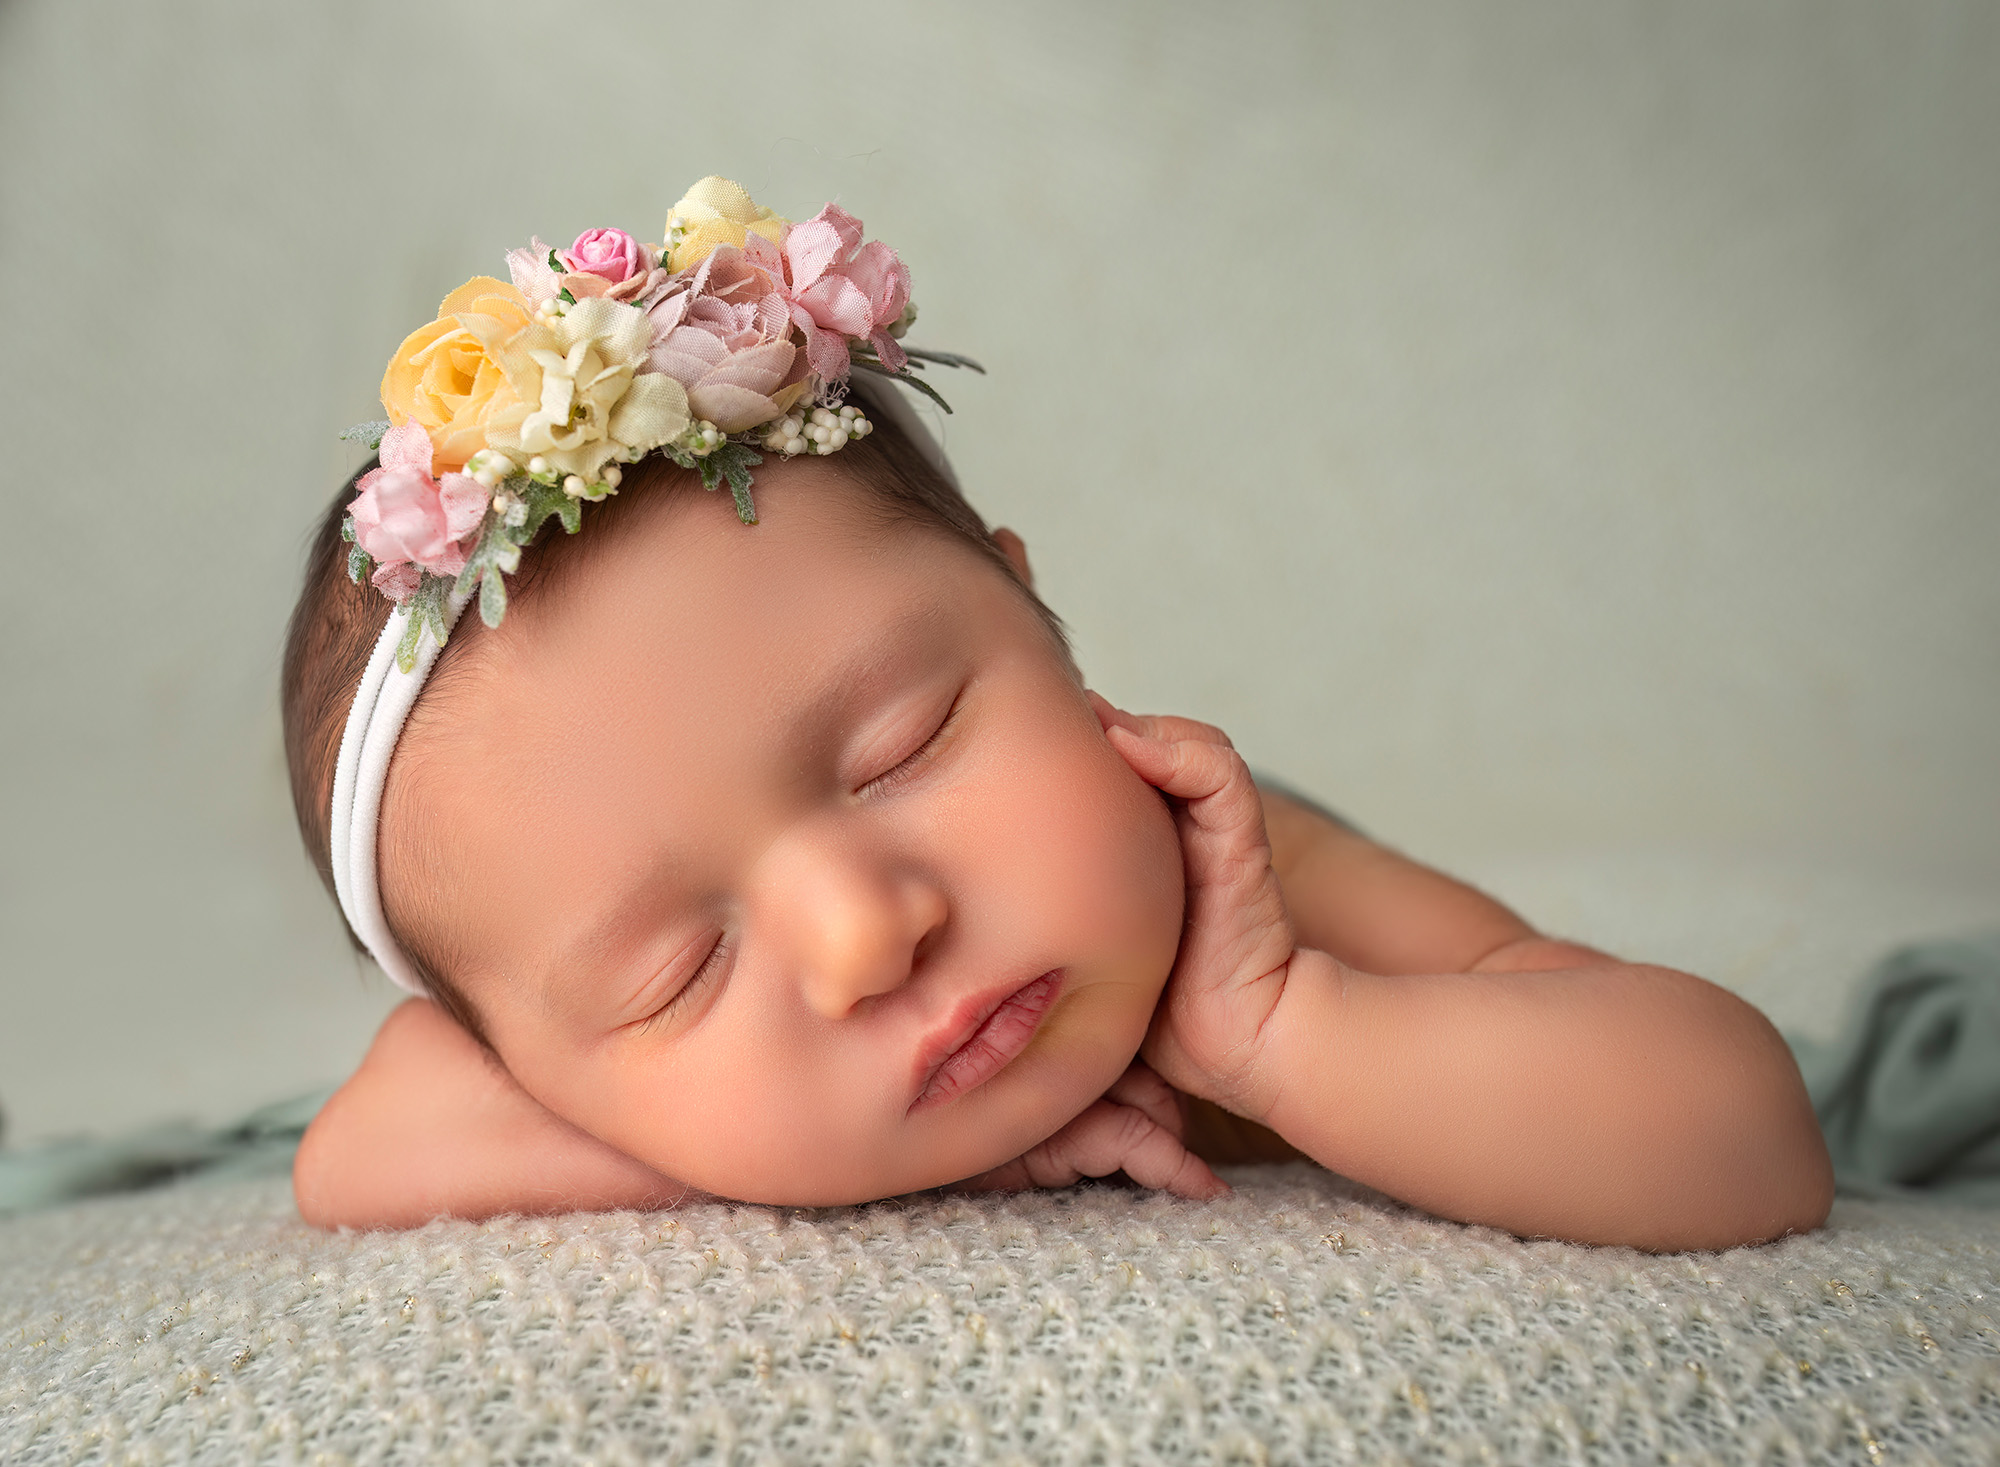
[[282, 183, 1834, 1253]]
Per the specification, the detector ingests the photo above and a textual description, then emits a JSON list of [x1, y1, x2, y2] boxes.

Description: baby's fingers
[[1088, 692, 1232, 749], [955, 1100, 1229, 1201], [1103, 1059, 1188, 1140], [1039, 1099, 1230, 1200]]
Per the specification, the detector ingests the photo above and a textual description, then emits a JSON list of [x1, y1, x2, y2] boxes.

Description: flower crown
[[339, 176, 979, 671]]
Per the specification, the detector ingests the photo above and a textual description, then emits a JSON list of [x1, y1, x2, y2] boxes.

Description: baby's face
[[385, 459, 1185, 1204]]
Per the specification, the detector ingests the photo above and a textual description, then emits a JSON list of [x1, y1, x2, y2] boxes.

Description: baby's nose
[[759, 837, 949, 1019]]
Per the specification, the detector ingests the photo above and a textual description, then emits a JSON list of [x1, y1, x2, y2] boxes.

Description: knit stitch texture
[[2, 1166, 1996, 1465]]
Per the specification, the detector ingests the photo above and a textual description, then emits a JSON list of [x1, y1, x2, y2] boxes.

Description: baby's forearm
[[1245, 952, 1834, 1252], [294, 1000, 691, 1229]]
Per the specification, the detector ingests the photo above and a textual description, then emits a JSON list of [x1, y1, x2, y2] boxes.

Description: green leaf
[[340, 514, 356, 543], [697, 442, 763, 523], [392, 574, 453, 669], [346, 541, 371, 585], [852, 359, 955, 414], [547, 248, 566, 274], [340, 420, 391, 449], [558, 287, 576, 305], [901, 348, 986, 374], [478, 566, 507, 627], [394, 605, 425, 674], [515, 479, 576, 542]]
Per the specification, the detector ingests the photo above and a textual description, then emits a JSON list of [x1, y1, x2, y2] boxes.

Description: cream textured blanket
[[3, 1166, 1995, 1464]]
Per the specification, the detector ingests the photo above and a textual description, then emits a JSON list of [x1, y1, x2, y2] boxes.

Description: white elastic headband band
[[329, 588, 472, 994], [326, 380, 953, 995]]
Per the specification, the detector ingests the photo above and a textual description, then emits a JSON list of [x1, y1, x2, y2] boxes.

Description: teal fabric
[[0, 1089, 329, 1217], [1780, 932, 2000, 1205], [4, 935, 1998, 1218]]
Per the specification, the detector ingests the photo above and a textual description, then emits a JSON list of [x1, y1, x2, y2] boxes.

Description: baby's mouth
[[908, 970, 1063, 1112]]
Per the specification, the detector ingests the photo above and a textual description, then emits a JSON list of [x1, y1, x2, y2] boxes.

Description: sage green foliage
[[452, 475, 585, 633], [339, 420, 390, 450], [393, 574, 455, 674], [848, 349, 982, 416], [668, 441, 764, 524]]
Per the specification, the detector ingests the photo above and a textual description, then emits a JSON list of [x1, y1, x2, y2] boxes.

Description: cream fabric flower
[[469, 297, 690, 482], [665, 176, 789, 273]]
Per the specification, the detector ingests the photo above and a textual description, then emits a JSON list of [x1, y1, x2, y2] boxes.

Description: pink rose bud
[[350, 467, 488, 578], [562, 227, 645, 285]]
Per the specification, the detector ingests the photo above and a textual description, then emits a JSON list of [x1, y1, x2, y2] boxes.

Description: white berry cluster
[[678, 420, 726, 458], [761, 404, 873, 457], [464, 446, 629, 512]]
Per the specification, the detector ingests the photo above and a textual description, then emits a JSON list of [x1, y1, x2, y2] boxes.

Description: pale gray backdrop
[[2, 1, 1995, 1145]]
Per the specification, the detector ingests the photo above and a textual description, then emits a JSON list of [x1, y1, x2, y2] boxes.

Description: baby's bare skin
[[1099, 707, 1833, 1252], [293, 783, 1350, 1226], [298, 772, 1833, 1248], [294, 466, 1833, 1247]]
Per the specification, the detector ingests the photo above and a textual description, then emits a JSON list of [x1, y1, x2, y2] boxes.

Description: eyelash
[[863, 695, 961, 795], [638, 933, 729, 1032]]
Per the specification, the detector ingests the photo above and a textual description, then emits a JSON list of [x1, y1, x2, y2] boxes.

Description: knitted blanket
[[2, 1167, 1995, 1465]]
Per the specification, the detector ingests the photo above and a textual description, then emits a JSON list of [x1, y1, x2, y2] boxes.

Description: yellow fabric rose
[[665, 176, 789, 273], [380, 277, 534, 472]]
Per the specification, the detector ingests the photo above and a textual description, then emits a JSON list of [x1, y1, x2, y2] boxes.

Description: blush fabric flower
[[348, 423, 491, 597], [779, 204, 913, 378], [646, 243, 810, 431]]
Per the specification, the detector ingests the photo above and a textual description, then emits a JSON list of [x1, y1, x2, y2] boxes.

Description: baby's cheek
[[1028, 736, 1184, 985]]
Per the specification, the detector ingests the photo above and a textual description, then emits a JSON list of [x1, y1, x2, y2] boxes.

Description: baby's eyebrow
[[773, 594, 954, 764]]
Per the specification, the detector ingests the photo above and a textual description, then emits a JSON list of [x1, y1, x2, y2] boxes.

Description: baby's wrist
[[1224, 947, 1349, 1131]]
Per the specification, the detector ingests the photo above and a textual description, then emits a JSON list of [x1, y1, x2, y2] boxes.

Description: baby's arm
[[1100, 698, 1835, 1254], [296, 1001, 1222, 1229], [293, 1000, 693, 1229]]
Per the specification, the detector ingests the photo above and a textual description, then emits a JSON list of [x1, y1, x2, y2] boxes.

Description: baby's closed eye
[[856, 686, 965, 796]]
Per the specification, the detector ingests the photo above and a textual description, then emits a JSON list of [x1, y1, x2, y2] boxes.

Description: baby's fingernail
[[1086, 690, 1135, 732]]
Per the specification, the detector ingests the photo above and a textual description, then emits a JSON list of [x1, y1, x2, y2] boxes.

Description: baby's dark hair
[[281, 385, 1068, 1044]]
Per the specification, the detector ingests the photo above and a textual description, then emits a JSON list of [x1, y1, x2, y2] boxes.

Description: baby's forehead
[[437, 487, 1011, 738]]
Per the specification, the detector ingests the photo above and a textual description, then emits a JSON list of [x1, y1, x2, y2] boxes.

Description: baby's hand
[[950, 1060, 1230, 1200], [1091, 693, 1298, 1122]]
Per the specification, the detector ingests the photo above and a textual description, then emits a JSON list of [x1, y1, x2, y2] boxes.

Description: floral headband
[[339, 175, 978, 674], [328, 178, 976, 995]]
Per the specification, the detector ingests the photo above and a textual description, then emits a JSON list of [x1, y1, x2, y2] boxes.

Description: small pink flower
[[507, 233, 667, 308], [562, 228, 645, 285], [349, 423, 490, 596]]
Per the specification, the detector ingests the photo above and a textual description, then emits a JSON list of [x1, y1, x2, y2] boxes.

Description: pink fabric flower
[[507, 234, 667, 308], [645, 244, 808, 431], [349, 423, 490, 597], [641, 202, 911, 424], [779, 204, 912, 378], [562, 227, 645, 284]]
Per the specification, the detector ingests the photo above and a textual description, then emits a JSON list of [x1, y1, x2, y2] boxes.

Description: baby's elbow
[[1741, 1111, 1836, 1247], [1699, 1011, 1839, 1250], [290, 1091, 361, 1230], [290, 1071, 439, 1232]]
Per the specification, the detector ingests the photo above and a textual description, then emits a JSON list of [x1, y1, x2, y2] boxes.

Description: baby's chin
[[661, 967, 1166, 1209]]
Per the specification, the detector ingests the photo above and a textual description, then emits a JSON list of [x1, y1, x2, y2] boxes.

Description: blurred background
[[1, 1, 1995, 1146]]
